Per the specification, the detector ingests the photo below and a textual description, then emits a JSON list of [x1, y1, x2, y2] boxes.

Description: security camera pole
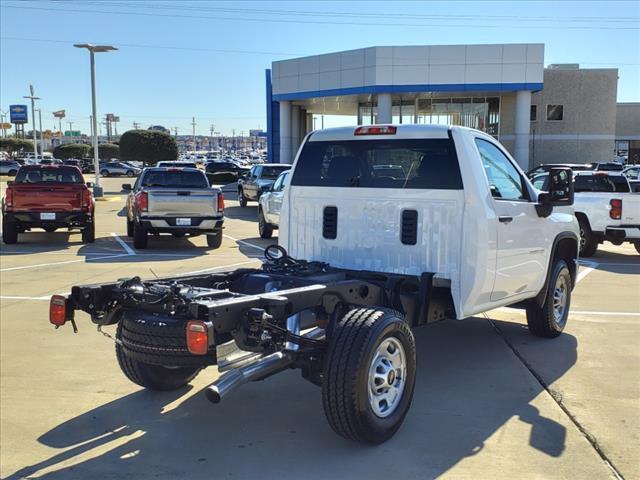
[[23, 85, 40, 159], [74, 43, 118, 198]]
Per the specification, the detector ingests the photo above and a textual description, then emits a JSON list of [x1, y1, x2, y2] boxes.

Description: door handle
[[498, 216, 513, 223]]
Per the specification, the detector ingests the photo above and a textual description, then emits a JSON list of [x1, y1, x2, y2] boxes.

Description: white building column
[[291, 105, 301, 159], [279, 100, 292, 164], [306, 113, 313, 133], [514, 90, 532, 170], [377, 93, 392, 124]]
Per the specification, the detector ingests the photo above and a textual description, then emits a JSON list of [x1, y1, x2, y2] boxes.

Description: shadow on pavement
[[6, 317, 577, 480], [0, 233, 125, 257]]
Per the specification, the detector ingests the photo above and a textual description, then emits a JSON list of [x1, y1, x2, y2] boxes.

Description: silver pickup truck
[[123, 167, 224, 249]]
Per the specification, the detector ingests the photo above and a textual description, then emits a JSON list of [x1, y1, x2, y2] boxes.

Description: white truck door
[[474, 138, 547, 302]]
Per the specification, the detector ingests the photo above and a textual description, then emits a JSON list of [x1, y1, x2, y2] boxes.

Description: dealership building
[[265, 43, 640, 168]]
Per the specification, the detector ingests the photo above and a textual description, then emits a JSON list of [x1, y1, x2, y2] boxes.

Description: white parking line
[[110, 232, 135, 256], [179, 259, 261, 275], [0, 254, 130, 272], [497, 306, 640, 317], [576, 260, 599, 284], [223, 234, 265, 252]]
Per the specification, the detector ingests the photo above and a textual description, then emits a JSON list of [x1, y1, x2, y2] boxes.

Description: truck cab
[[281, 124, 579, 318]]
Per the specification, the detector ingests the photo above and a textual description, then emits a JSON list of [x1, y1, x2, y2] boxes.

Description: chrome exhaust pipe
[[205, 323, 325, 404]]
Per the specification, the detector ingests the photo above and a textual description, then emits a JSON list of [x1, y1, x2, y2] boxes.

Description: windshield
[[291, 138, 462, 189], [141, 170, 209, 188], [261, 166, 290, 179], [15, 167, 83, 184]]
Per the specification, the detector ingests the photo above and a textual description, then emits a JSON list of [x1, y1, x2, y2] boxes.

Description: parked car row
[[1, 164, 224, 249]]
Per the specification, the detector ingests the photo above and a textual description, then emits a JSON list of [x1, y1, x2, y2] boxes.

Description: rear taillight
[[354, 125, 397, 136], [186, 320, 209, 355], [49, 295, 67, 326], [4, 188, 13, 209], [217, 193, 225, 212], [81, 189, 91, 209], [135, 191, 148, 212], [610, 199, 622, 219]]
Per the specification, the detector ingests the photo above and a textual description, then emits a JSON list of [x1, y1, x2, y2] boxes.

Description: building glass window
[[530, 105, 537, 122], [359, 95, 500, 138], [546, 105, 564, 121]]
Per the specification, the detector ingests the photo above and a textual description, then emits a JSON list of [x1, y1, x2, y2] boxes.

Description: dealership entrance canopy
[[266, 43, 544, 168]]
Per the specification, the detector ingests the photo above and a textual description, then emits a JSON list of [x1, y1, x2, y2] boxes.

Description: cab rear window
[[141, 170, 209, 188], [15, 167, 83, 184], [574, 175, 630, 193], [291, 139, 462, 189]]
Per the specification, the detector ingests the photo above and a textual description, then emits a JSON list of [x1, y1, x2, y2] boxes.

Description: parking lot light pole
[[23, 85, 40, 159], [74, 43, 118, 198]]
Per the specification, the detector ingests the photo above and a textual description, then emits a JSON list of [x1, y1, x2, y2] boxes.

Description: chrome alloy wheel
[[367, 337, 407, 418], [552, 274, 569, 326]]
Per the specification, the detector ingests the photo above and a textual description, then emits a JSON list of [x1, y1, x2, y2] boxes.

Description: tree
[[119, 129, 178, 166], [90, 143, 120, 160], [0, 138, 33, 155], [53, 143, 91, 160]]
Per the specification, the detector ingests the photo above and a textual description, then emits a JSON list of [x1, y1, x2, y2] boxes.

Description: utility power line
[[47, 0, 640, 24], [2, 4, 638, 30]]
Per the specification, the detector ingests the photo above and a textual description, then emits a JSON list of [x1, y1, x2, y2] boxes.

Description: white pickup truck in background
[[532, 171, 640, 256]]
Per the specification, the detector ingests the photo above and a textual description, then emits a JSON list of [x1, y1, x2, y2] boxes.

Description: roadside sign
[[64, 130, 81, 136], [0, 123, 12, 130], [53, 110, 66, 118], [9, 105, 28, 124]]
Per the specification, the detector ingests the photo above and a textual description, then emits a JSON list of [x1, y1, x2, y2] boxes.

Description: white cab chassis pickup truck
[[51, 125, 578, 444]]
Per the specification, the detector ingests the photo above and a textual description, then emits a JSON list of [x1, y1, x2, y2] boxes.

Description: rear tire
[[2, 216, 18, 244], [526, 259, 572, 338], [100, 169, 109, 177], [206, 230, 223, 249], [258, 209, 274, 239], [322, 307, 417, 444], [8, 169, 17, 176], [238, 188, 248, 207], [635, 243, 640, 255], [133, 221, 148, 249], [578, 218, 598, 257], [81, 221, 95, 243], [126, 218, 133, 237]]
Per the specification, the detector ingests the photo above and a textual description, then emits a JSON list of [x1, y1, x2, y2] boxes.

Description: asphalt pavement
[[1, 175, 638, 479]]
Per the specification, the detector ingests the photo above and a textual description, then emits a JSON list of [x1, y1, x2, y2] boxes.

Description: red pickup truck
[[2, 165, 95, 244]]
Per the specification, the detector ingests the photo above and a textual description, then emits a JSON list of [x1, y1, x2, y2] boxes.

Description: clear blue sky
[[1, 0, 639, 136]]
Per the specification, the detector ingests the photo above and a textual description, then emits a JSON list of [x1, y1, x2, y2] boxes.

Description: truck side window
[[475, 138, 526, 201]]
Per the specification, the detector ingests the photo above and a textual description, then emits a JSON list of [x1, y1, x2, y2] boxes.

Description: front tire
[[126, 218, 133, 237], [322, 307, 417, 444], [2, 216, 18, 244], [258, 209, 274, 239], [8, 169, 17, 176], [126, 170, 135, 177], [133, 221, 148, 249], [635, 242, 640, 255], [526, 259, 572, 338], [238, 188, 248, 207], [578, 218, 598, 257]]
